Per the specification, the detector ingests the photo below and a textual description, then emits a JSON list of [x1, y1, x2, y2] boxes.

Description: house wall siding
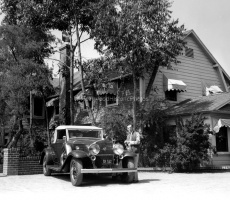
[[145, 34, 226, 103]]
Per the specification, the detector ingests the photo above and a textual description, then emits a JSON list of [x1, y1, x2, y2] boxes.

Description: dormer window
[[185, 47, 194, 58]]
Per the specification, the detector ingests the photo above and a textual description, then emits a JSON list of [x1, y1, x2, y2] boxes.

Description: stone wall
[[18, 156, 43, 175], [3, 148, 43, 176]]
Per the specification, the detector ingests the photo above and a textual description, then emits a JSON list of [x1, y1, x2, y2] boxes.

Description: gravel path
[[1, 172, 230, 200]]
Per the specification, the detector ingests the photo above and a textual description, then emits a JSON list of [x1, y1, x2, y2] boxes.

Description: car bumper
[[81, 168, 137, 174]]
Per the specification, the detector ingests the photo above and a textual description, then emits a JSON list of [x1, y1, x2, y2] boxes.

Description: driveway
[[1, 172, 230, 200]]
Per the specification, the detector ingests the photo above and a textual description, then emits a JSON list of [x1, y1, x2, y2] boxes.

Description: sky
[[1, 0, 230, 76]]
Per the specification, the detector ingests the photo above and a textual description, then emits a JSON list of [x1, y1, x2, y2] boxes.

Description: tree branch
[[145, 61, 160, 98], [80, 37, 90, 44]]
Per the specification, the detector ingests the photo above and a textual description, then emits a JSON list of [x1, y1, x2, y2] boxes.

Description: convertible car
[[40, 125, 137, 186]]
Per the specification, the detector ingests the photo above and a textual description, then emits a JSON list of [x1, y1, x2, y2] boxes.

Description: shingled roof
[[166, 92, 230, 116]]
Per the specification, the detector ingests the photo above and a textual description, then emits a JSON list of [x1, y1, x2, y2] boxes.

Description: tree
[[91, 0, 186, 129], [0, 24, 54, 148], [1, 0, 99, 125]]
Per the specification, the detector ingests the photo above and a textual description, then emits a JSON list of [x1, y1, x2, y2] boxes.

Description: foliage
[[99, 97, 169, 165], [1, 0, 96, 32], [92, 0, 185, 68], [0, 25, 54, 116], [154, 114, 212, 172], [1, 0, 99, 125], [137, 98, 169, 167], [91, 0, 186, 128], [99, 107, 132, 143], [0, 24, 54, 147]]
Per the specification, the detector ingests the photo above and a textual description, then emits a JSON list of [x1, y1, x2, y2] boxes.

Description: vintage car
[[40, 125, 137, 186]]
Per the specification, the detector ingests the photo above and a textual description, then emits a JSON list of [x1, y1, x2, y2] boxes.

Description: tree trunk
[[7, 118, 23, 148], [69, 29, 74, 125], [145, 62, 160, 98], [132, 66, 137, 130], [76, 21, 95, 125], [29, 91, 33, 147], [0, 124, 5, 146], [43, 96, 50, 146]]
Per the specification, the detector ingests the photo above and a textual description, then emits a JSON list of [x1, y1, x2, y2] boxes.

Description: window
[[185, 47, 194, 58], [106, 94, 118, 106], [55, 106, 59, 115], [216, 127, 228, 152], [33, 97, 44, 117], [68, 129, 101, 138], [57, 129, 66, 140], [165, 90, 177, 101]]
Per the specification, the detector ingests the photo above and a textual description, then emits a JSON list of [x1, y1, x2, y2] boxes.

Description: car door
[[51, 129, 66, 165]]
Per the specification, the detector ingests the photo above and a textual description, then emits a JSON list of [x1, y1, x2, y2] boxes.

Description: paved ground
[[1, 172, 230, 200]]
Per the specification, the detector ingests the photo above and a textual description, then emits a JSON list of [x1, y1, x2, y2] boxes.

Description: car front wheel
[[43, 155, 52, 176], [70, 158, 83, 186], [121, 157, 135, 183]]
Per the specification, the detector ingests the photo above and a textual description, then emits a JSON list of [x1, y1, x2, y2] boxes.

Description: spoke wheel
[[70, 158, 83, 186], [43, 155, 52, 176], [121, 157, 135, 183]]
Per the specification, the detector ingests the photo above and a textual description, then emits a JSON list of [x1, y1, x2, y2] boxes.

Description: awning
[[163, 73, 187, 92], [46, 97, 59, 107], [74, 89, 93, 101], [97, 82, 118, 95], [213, 119, 230, 133]]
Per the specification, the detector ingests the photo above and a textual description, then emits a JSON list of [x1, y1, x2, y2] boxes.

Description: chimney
[[59, 44, 70, 125]]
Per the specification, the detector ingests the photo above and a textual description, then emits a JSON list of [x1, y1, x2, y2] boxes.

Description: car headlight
[[89, 143, 100, 155], [113, 143, 124, 155]]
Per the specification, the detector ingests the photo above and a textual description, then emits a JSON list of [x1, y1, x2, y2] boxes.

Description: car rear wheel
[[121, 157, 135, 183], [43, 155, 52, 176], [70, 158, 83, 186]]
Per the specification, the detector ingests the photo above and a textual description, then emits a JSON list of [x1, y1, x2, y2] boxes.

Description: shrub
[[155, 114, 212, 172], [99, 107, 131, 143]]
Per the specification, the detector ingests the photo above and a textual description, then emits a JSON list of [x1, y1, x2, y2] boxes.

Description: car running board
[[81, 168, 137, 174]]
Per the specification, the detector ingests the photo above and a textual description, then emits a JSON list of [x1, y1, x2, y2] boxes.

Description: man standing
[[124, 124, 140, 182]]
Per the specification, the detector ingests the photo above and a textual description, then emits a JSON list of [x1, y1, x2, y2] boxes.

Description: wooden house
[[148, 30, 230, 168]]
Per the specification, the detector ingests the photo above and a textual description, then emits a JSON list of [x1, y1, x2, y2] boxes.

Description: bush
[[155, 114, 212, 172], [99, 107, 132, 143]]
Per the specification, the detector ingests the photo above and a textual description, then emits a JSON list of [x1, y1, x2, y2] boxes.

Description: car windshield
[[68, 129, 101, 139]]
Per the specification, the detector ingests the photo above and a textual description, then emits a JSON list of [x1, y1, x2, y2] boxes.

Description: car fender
[[39, 147, 55, 165], [61, 150, 88, 171], [123, 150, 136, 158], [68, 150, 88, 159]]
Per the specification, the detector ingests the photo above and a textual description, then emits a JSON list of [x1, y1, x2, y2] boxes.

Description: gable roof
[[184, 30, 230, 92], [166, 92, 230, 116]]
